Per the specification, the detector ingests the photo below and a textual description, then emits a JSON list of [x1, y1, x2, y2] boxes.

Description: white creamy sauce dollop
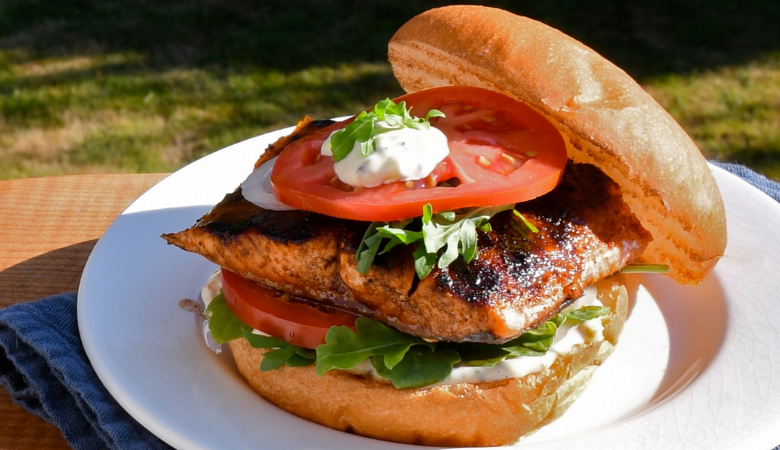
[[239, 156, 296, 211], [199, 270, 226, 354], [321, 122, 449, 188], [200, 270, 223, 307]]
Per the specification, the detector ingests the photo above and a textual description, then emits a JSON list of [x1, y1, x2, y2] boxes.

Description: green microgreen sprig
[[355, 203, 517, 279], [329, 98, 444, 162]]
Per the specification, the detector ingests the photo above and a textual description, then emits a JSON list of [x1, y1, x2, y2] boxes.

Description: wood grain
[[0, 173, 167, 450]]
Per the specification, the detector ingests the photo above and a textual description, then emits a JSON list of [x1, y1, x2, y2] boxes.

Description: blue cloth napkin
[[0, 161, 777, 450], [0, 293, 172, 450], [711, 161, 780, 203]]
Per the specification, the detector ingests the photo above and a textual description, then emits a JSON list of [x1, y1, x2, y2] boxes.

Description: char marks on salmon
[[163, 162, 650, 344]]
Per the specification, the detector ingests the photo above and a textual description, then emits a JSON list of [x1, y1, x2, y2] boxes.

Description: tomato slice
[[220, 269, 357, 349], [271, 86, 567, 222]]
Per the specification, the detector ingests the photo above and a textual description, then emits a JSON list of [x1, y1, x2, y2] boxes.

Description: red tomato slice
[[220, 269, 357, 349], [271, 86, 567, 222]]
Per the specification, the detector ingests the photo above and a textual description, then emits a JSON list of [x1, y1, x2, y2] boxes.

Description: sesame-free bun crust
[[229, 276, 628, 447], [388, 5, 726, 284]]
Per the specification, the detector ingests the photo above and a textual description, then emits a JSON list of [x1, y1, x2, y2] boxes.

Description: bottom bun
[[229, 275, 629, 447]]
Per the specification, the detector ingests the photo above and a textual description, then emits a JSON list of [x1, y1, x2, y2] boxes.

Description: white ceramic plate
[[78, 125, 780, 450]]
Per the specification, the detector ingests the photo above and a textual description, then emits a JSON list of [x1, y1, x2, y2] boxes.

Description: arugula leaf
[[316, 317, 462, 388], [327, 99, 444, 162], [549, 313, 566, 329], [620, 263, 670, 274], [413, 245, 437, 281], [425, 109, 446, 121], [448, 342, 516, 367], [372, 346, 460, 388], [451, 308, 608, 368], [205, 293, 249, 344], [376, 220, 421, 248], [512, 210, 539, 234], [420, 204, 519, 272], [458, 215, 480, 262], [355, 222, 384, 274], [330, 111, 376, 161], [204, 300, 316, 370], [372, 98, 394, 120], [564, 306, 611, 323], [454, 320, 558, 366], [501, 321, 558, 354], [316, 317, 434, 376], [355, 203, 516, 279], [242, 329, 316, 371]]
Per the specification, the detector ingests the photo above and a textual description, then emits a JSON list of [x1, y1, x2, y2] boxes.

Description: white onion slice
[[240, 156, 296, 211]]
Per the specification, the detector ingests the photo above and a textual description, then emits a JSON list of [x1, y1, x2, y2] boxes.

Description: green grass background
[[1, 0, 779, 180]]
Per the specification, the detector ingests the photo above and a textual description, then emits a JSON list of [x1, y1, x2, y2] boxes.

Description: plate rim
[[77, 129, 780, 450]]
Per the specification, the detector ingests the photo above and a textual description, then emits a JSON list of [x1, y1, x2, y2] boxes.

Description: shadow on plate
[[627, 272, 729, 406], [0, 240, 98, 305]]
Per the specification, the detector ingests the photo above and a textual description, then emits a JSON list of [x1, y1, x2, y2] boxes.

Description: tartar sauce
[[240, 120, 450, 210], [239, 156, 296, 211], [321, 121, 449, 188], [345, 288, 606, 386], [199, 270, 606, 387], [198, 270, 226, 354]]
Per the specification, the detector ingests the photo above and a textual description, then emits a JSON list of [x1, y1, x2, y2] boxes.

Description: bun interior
[[388, 5, 727, 284]]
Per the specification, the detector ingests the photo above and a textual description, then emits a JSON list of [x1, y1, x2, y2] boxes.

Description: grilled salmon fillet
[[163, 156, 651, 344]]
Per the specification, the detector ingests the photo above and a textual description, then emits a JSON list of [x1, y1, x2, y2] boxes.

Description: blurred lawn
[[1, 0, 779, 180]]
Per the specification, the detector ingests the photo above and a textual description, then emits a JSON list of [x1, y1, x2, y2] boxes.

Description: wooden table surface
[[0, 173, 169, 450]]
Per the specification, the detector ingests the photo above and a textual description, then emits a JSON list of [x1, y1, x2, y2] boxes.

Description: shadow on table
[[0, 240, 98, 306]]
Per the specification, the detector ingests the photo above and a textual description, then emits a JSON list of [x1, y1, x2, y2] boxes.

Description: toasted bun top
[[388, 5, 727, 284]]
